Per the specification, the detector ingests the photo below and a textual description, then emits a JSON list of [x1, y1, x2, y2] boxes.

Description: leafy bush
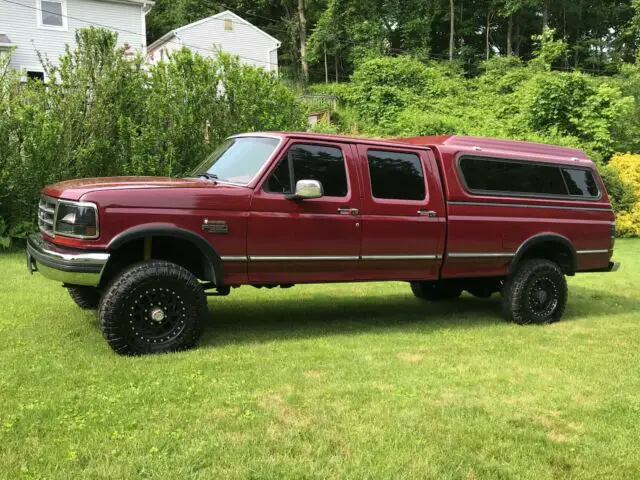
[[0, 28, 307, 239], [607, 154, 640, 237], [343, 56, 464, 132], [336, 54, 637, 163]]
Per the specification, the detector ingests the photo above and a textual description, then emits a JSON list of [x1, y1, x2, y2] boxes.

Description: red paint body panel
[[39, 132, 616, 286]]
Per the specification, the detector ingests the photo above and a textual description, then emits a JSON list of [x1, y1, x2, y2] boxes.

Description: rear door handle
[[338, 208, 359, 216], [418, 210, 437, 218]]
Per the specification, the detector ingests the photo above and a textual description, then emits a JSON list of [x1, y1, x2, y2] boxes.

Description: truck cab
[[27, 133, 619, 355]]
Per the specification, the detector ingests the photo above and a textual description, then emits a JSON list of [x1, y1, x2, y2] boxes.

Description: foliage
[[147, 0, 639, 82], [0, 28, 307, 239], [608, 154, 640, 237], [336, 53, 637, 161], [598, 166, 637, 215], [530, 27, 568, 70], [342, 56, 464, 132]]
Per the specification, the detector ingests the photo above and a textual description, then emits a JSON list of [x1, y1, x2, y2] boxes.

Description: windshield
[[190, 136, 281, 185]]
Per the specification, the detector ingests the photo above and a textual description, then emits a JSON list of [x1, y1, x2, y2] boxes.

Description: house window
[[37, 0, 67, 30], [27, 71, 45, 82], [224, 19, 233, 31]]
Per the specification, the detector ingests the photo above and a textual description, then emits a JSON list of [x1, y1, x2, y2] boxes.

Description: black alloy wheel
[[502, 258, 567, 325], [99, 260, 207, 355]]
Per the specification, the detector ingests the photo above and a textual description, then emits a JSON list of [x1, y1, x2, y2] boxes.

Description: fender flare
[[509, 233, 577, 276], [108, 223, 224, 284]]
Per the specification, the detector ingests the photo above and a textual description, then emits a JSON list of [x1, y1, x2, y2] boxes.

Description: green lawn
[[1, 240, 639, 479]]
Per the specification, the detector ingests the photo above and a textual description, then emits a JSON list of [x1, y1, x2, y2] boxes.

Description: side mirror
[[288, 179, 324, 200]]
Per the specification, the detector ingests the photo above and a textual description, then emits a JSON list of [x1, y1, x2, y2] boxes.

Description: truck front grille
[[38, 196, 58, 237]]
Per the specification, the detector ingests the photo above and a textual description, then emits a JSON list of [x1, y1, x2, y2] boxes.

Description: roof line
[[148, 10, 280, 52]]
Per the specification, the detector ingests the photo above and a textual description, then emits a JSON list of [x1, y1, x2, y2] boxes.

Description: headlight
[[55, 201, 99, 239]]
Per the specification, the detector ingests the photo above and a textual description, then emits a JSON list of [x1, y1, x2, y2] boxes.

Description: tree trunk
[[542, 0, 549, 30], [324, 44, 328, 83], [335, 53, 339, 82], [298, 0, 309, 83], [486, 11, 490, 60], [449, 0, 455, 60], [507, 14, 513, 56]]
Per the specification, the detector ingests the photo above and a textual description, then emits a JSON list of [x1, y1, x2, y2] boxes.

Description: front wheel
[[501, 259, 567, 325], [67, 285, 101, 310], [98, 260, 208, 355]]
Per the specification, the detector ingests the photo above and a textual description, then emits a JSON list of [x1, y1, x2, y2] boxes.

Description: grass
[[1, 240, 639, 479]]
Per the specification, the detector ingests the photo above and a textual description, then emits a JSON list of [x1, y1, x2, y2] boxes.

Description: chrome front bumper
[[26, 234, 110, 287]]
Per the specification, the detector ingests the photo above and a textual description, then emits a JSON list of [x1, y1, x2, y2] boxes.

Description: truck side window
[[367, 150, 426, 201], [265, 144, 348, 197], [562, 168, 600, 197], [460, 156, 567, 196]]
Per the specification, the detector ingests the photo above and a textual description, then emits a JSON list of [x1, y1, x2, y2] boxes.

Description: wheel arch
[[509, 233, 577, 276], [103, 224, 224, 286]]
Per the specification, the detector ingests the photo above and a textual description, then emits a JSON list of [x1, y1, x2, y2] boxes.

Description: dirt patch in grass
[[260, 393, 310, 428], [537, 412, 584, 444], [397, 352, 424, 362]]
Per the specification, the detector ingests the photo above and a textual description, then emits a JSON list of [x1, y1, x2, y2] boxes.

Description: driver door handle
[[338, 208, 359, 216], [418, 210, 437, 218]]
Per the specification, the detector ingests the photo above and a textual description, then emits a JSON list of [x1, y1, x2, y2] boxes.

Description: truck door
[[354, 145, 446, 281], [247, 140, 362, 284]]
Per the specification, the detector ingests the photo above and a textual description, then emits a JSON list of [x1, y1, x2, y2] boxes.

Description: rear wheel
[[67, 286, 101, 310], [410, 281, 462, 301], [501, 259, 567, 325], [98, 260, 207, 355]]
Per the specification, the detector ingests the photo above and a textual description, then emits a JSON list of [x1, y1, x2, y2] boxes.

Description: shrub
[[608, 154, 640, 237], [0, 28, 307, 239]]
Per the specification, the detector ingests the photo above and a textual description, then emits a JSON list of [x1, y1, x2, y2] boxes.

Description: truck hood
[[43, 176, 220, 200]]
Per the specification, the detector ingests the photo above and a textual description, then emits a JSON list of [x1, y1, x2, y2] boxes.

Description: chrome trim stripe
[[447, 201, 613, 213], [227, 255, 443, 262], [249, 256, 360, 261], [577, 249, 610, 254], [448, 252, 515, 258], [221, 256, 248, 262], [361, 254, 441, 260]]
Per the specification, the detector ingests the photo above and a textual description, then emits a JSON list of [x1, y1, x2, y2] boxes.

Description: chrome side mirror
[[288, 179, 324, 200]]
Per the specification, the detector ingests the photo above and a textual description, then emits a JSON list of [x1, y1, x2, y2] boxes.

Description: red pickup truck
[[27, 133, 619, 355]]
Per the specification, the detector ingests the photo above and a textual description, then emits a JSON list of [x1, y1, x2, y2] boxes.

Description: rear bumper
[[26, 234, 110, 287], [581, 261, 620, 273]]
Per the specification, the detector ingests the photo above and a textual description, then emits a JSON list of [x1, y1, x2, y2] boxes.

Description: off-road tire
[[98, 260, 207, 355], [67, 286, 101, 310], [410, 281, 463, 301], [501, 259, 567, 325]]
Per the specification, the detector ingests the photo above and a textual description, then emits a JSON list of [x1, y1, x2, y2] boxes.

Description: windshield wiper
[[198, 173, 219, 181]]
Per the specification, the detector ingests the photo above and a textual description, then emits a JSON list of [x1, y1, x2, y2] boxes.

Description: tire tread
[[98, 260, 207, 355], [502, 259, 567, 325]]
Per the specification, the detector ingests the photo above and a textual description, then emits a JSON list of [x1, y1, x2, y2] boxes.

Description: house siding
[[149, 11, 279, 72], [0, 0, 147, 74]]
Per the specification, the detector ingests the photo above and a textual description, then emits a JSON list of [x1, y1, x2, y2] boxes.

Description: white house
[[147, 10, 280, 73], [0, 0, 153, 80]]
